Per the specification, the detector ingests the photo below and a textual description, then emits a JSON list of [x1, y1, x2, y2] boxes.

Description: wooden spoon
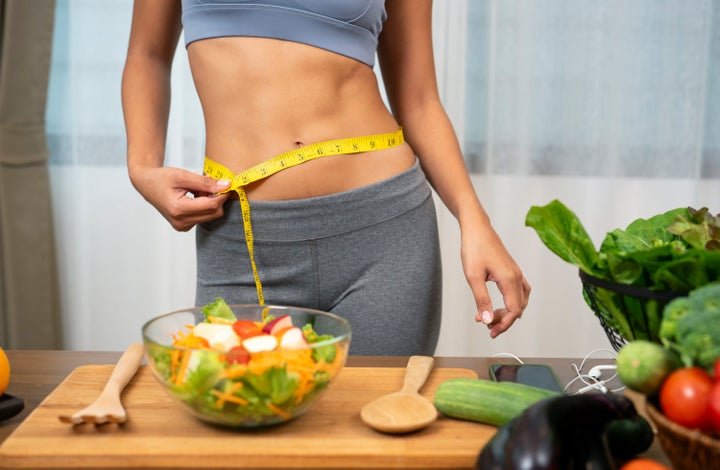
[[360, 355, 438, 434]]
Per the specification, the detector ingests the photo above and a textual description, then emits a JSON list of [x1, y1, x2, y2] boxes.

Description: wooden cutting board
[[0, 365, 495, 469]]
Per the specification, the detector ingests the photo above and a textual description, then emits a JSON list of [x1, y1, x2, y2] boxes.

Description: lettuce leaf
[[525, 199, 598, 274], [667, 206, 720, 251], [201, 297, 237, 322]]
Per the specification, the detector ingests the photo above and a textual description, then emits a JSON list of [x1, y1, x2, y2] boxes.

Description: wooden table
[[0, 351, 670, 467]]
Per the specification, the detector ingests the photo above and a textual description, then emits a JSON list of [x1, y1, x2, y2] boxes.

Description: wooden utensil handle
[[401, 356, 434, 393], [102, 343, 144, 394]]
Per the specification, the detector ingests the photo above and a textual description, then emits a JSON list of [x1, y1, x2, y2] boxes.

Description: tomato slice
[[226, 345, 250, 365], [232, 319, 263, 340], [659, 367, 713, 430]]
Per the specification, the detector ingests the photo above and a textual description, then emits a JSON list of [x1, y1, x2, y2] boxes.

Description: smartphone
[[489, 363, 565, 394]]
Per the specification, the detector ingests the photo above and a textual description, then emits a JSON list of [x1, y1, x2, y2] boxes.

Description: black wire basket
[[578, 270, 686, 352]]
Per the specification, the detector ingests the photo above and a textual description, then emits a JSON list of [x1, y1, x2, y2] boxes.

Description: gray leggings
[[195, 160, 442, 355]]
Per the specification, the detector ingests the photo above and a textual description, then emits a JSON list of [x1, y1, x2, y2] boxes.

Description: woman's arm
[[377, 0, 530, 338], [122, 0, 229, 232]]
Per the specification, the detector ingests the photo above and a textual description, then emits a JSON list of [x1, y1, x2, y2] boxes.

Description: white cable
[[565, 374, 608, 394], [491, 353, 524, 364], [576, 380, 608, 395], [567, 348, 624, 394], [570, 348, 617, 377]]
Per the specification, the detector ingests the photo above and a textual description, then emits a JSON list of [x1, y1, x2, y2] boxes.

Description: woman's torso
[[182, 1, 415, 201]]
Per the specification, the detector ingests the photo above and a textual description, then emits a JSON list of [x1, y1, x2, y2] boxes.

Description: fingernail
[[481, 310, 493, 324], [217, 179, 230, 188]]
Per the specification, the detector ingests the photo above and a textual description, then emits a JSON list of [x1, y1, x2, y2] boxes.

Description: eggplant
[[476, 393, 639, 470], [605, 414, 654, 459], [476, 416, 519, 470]]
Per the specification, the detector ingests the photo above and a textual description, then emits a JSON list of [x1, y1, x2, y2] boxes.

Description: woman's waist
[[202, 158, 431, 242], [207, 128, 416, 201]]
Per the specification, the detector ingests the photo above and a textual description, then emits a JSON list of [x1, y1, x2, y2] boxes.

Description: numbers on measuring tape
[[204, 128, 404, 192]]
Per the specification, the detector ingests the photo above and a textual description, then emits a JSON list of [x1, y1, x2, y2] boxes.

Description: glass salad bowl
[[142, 300, 351, 427]]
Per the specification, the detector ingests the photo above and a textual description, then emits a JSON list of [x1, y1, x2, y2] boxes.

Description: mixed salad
[[146, 298, 346, 426]]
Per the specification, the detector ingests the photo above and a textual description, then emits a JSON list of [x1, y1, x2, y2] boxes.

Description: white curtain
[[47, 0, 201, 350], [48, 0, 720, 358], [432, 0, 720, 358]]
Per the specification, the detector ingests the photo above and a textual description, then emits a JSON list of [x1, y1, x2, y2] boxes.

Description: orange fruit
[[0, 347, 10, 395], [620, 458, 672, 470]]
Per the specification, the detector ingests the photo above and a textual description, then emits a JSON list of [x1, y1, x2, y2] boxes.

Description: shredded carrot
[[169, 349, 183, 384], [220, 365, 249, 379], [220, 394, 249, 406], [228, 381, 245, 393], [173, 350, 192, 385], [267, 402, 292, 420], [211, 382, 248, 407]]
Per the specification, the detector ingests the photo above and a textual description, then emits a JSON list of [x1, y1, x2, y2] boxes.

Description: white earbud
[[588, 364, 617, 380], [577, 380, 608, 394]]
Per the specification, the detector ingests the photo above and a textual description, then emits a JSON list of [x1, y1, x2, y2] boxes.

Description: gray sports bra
[[181, 0, 387, 67]]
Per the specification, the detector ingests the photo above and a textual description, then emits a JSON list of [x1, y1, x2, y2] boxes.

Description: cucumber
[[616, 340, 680, 396], [433, 378, 560, 427]]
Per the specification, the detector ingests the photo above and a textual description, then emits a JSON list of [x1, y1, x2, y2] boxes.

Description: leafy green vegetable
[[660, 282, 720, 371], [525, 200, 720, 343], [302, 324, 337, 363], [667, 206, 720, 251], [243, 366, 299, 404], [526, 200, 719, 290], [201, 297, 237, 322], [147, 344, 172, 378], [171, 350, 224, 401], [524, 199, 598, 273]]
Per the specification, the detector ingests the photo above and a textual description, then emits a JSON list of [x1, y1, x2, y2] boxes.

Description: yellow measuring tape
[[203, 128, 405, 305]]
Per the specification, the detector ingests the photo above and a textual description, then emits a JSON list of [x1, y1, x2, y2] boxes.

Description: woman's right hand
[[131, 166, 232, 232]]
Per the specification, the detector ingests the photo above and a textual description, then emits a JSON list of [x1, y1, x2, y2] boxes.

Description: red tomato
[[226, 345, 250, 365], [232, 320, 262, 340], [709, 381, 720, 433], [659, 367, 713, 430], [714, 357, 720, 381], [619, 458, 671, 470]]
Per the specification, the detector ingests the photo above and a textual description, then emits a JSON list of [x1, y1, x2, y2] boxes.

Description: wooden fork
[[58, 343, 144, 425]]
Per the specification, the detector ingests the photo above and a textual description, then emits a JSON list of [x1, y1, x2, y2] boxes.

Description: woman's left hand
[[460, 223, 531, 338]]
